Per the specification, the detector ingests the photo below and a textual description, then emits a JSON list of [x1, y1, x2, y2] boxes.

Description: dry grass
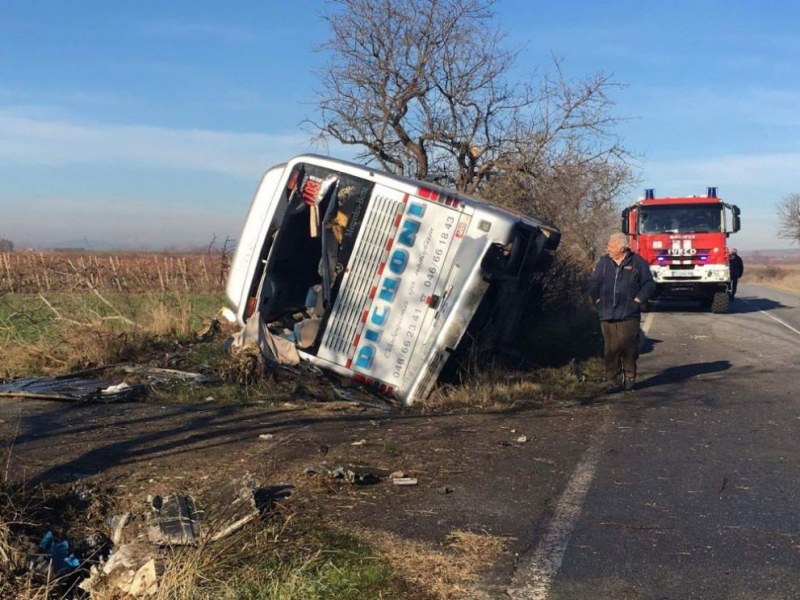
[[347, 526, 512, 600], [0, 290, 223, 379], [1, 251, 227, 295], [425, 362, 596, 411], [746, 263, 800, 293]]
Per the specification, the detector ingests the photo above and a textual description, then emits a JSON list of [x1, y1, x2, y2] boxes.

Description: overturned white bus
[[223, 155, 560, 405]]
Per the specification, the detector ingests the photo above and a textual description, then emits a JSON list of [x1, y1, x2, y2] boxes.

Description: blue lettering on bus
[[371, 305, 390, 326], [355, 201, 438, 375], [378, 278, 399, 302], [388, 249, 409, 274], [407, 202, 425, 218], [355, 345, 374, 369], [398, 219, 421, 247]]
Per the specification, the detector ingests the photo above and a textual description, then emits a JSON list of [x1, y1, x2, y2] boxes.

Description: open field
[[1, 251, 227, 294], [743, 262, 800, 293]]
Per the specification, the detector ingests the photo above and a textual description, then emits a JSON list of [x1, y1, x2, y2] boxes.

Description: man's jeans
[[601, 318, 641, 383]]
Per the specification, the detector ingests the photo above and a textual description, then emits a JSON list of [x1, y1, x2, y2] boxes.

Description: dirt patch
[[1, 391, 603, 596]]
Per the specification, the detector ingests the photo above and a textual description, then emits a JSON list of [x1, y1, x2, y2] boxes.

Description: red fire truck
[[621, 187, 741, 313]]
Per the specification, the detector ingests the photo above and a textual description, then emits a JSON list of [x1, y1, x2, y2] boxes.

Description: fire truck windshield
[[639, 205, 722, 234]]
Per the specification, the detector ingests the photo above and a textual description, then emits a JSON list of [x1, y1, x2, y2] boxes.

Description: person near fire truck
[[588, 232, 656, 392], [729, 248, 744, 300]]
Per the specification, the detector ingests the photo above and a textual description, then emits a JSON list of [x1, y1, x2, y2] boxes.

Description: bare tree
[[777, 192, 800, 243], [311, 0, 633, 269], [0, 238, 14, 253], [312, 0, 632, 208]]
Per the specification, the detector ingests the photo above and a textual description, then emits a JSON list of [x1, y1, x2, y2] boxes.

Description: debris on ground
[[0, 374, 146, 402], [79, 541, 158, 597], [0, 363, 216, 404], [568, 358, 586, 382], [389, 471, 418, 486], [31, 530, 81, 575], [147, 474, 293, 545], [147, 493, 202, 546], [4, 474, 295, 598], [327, 465, 381, 485], [392, 477, 418, 486], [121, 365, 217, 384]]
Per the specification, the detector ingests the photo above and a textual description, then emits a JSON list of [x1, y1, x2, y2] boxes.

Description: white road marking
[[741, 298, 800, 336], [508, 311, 651, 598], [508, 415, 612, 600]]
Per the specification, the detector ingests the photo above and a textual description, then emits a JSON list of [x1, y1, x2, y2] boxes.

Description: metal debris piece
[[147, 494, 202, 546], [147, 475, 294, 546], [121, 365, 216, 384]]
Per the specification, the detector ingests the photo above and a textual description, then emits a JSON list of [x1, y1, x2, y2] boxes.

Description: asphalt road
[[510, 283, 800, 600]]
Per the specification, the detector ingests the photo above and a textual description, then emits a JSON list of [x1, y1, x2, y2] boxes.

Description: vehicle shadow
[[729, 296, 788, 313], [637, 360, 732, 390], [646, 296, 787, 314]]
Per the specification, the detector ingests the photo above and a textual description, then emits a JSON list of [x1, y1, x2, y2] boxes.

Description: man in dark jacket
[[729, 248, 744, 300], [588, 232, 656, 391]]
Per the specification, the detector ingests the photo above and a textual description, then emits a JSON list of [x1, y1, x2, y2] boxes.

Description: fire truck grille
[[319, 193, 405, 360]]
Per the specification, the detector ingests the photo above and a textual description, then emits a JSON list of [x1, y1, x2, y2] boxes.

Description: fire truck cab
[[621, 187, 741, 313]]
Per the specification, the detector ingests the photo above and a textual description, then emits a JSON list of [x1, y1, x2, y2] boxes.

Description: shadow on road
[[729, 296, 788, 314], [639, 336, 661, 355], [638, 360, 732, 391], [645, 296, 787, 315]]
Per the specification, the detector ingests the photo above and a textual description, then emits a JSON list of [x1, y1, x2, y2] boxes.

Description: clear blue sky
[[1, 0, 798, 251]]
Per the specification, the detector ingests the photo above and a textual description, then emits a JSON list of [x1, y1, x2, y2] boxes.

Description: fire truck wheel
[[711, 291, 730, 314]]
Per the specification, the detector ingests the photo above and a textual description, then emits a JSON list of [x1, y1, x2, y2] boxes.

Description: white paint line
[[741, 298, 800, 336], [508, 416, 612, 600]]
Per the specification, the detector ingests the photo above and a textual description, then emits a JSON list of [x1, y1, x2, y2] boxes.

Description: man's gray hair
[[608, 232, 628, 249]]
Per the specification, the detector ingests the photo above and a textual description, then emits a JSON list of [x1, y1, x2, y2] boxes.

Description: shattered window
[[257, 164, 375, 353]]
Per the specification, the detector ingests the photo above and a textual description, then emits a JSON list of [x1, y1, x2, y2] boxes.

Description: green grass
[[0, 292, 225, 379], [0, 292, 223, 344], [229, 529, 408, 600]]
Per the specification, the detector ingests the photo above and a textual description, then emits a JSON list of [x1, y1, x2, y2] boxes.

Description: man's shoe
[[623, 377, 636, 391]]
